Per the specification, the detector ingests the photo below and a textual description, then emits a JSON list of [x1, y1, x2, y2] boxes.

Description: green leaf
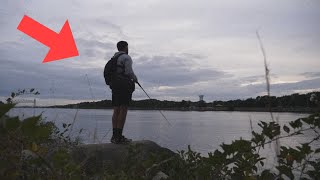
[[4, 116, 20, 130], [11, 92, 15, 98], [0, 160, 9, 171], [300, 143, 312, 154], [36, 125, 52, 139], [6, 98, 12, 103], [277, 165, 294, 179], [289, 119, 303, 129], [259, 170, 275, 179], [30, 88, 35, 92], [301, 117, 313, 125], [260, 121, 281, 139], [283, 125, 290, 133], [315, 148, 320, 154], [0, 103, 15, 118], [21, 116, 41, 137]]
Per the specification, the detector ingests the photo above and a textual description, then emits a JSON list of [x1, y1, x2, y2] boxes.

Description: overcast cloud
[[0, 0, 319, 105]]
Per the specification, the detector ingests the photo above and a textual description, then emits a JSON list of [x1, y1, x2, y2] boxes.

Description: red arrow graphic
[[17, 15, 79, 63]]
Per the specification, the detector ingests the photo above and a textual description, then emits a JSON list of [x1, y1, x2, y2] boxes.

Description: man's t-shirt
[[113, 51, 138, 82]]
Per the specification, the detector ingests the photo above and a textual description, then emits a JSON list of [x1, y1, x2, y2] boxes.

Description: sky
[[0, 0, 319, 106]]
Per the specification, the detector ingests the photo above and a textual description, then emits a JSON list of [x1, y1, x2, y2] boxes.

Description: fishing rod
[[136, 82, 172, 126]]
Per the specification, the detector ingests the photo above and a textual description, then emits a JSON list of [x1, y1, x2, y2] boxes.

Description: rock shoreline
[[72, 140, 175, 177]]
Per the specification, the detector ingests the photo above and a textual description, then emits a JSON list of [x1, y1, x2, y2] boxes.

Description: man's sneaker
[[119, 135, 132, 144], [111, 135, 120, 144]]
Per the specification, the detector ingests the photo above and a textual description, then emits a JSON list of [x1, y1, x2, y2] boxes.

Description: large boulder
[[72, 140, 175, 176]]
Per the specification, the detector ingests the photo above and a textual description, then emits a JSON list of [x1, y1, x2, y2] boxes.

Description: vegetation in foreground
[[1, 90, 320, 179]]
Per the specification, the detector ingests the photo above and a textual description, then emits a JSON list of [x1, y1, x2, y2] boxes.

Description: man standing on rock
[[109, 41, 138, 144]]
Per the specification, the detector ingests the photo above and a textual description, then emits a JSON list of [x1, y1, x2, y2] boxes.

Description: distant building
[[199, 95, 204, 101]]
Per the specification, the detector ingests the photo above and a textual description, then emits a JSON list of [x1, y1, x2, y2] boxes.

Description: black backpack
[[104, 53, 125, 87]]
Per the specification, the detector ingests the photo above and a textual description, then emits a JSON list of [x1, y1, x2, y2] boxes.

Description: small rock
[[152, 171, 169, 180], [21, 149, 37, 160]]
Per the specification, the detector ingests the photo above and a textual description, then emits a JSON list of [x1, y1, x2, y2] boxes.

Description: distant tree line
[[54, 92, 320, 109], [214, 92, 320, 108]]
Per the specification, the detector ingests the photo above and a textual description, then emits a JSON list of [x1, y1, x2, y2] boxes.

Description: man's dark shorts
[[111, 77, 135, 106]]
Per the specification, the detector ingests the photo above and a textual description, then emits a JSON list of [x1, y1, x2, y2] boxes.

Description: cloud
[[300, 72, 320, 78], [134, 55, 230, 86], [75, 38, 114, 59], [245, 78, 320, 96], [76, 38, 114, 50], [0, 38, 110, 102]]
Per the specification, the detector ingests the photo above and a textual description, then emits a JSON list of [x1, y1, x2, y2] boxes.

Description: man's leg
[[117, 106, 128, 129], [116, 105, 132, 142], [112, 106, 120, 129], [114, 84, 133, 143], [111, 106, 121, 143]]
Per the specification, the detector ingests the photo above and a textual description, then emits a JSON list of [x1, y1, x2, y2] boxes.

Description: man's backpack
[[104, 53, 125, 87]]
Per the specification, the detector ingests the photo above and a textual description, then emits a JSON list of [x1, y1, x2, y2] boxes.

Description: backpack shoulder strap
[[115, 52, 126, 69], [113, 52, 126, 60]]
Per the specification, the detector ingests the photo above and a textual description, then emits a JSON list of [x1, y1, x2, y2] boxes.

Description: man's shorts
[[111, 77, 135, 106]]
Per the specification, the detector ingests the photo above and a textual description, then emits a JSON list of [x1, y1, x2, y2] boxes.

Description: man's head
[[117, 41, 128, 54]]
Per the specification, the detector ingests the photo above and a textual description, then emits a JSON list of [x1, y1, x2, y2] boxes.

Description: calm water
[[7, 108, 318, 173]]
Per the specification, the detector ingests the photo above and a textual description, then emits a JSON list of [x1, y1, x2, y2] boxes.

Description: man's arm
[[124, 55, 138, 82]]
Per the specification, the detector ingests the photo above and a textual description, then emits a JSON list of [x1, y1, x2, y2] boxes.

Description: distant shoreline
[[16, 106, 317, 113], [12, 91, 320, 114]]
